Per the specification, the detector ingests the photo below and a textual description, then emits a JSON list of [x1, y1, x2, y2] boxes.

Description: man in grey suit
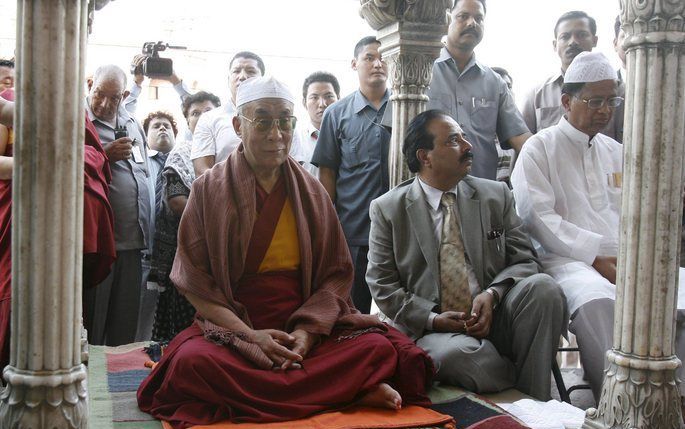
[[367, 109, 567, 400]]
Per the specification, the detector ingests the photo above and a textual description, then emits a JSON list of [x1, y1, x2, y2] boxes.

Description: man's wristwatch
[[484, 288, 500, 309]]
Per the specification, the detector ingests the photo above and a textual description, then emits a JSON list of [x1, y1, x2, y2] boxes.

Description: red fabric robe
[[0, 113, 116, 369], [82, 116, 116, 288]]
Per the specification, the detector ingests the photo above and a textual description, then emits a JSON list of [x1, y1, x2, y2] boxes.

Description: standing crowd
[[1, 1, 684, 428]]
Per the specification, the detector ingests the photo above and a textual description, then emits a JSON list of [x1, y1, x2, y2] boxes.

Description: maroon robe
[[137, 155, 434, 429], [0, 114, 116, 370], [0, 126, 12, 370], [82, 116, 116, 288]]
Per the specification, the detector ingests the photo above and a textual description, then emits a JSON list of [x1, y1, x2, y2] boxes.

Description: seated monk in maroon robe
[[137, 77, 434, 429]]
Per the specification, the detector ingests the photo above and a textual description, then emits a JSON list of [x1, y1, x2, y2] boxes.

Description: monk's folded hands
[[280, 329, 320, 370], [248, 328, 302, 368]]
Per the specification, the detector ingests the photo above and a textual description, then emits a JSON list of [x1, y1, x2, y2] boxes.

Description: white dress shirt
[[290, 121, 319, 177], [190, 102, 240, 163], [417, 177, 481, 328]]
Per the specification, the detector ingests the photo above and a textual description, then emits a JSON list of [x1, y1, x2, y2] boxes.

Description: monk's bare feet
[[359, 383, 402, 410]]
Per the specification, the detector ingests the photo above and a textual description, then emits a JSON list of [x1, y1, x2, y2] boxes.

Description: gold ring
[[463, 321, 467, 331]]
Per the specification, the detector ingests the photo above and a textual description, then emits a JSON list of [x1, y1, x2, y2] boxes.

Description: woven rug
[[88, 342, 162, 429], [429, 385, 529, 429], [88, 344, 530, 429]]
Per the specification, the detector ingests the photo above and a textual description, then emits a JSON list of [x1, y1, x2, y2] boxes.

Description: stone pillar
[[359, 0, 450, 187], [583, 0, 685, 428], [0, 1, 89, 427]]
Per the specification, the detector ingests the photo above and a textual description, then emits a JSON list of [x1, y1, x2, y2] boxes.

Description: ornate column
[[0, 1, 89, 427], [583, 0, 685, 428], [359, 0, 450, 187]]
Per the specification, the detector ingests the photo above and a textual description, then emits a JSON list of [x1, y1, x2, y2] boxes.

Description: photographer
[[124, 53, 191, 120]]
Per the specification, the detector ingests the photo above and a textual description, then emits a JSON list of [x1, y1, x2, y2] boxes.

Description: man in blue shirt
[[312, 36, 390, 313]]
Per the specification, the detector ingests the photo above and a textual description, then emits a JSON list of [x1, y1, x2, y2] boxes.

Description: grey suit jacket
[[367, 175, 541, 340]]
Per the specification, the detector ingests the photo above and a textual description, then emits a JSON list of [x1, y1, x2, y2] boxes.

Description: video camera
[[131, 41, 186, 78]]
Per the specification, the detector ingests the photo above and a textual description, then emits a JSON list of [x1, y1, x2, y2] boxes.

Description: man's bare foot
[[358, 383, 402, 410]]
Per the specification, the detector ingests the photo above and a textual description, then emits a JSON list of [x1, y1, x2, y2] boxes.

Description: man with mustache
[[426, 0, 531, 180], [312, 36, 391, 314], [367, 109, 566, 400], [191, 51, 265, 177], [512, 52, 685, 403], [520, 11, 621, 141], [290, 71, 340, 177]]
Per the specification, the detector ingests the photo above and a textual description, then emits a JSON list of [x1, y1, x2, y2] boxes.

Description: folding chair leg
[[552, 359, 571, 403]]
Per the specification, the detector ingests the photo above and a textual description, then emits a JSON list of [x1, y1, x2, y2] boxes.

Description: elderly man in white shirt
[[190, 51, 264, 177], [512, 52, 685, 403], [290, 71, 340, 177]]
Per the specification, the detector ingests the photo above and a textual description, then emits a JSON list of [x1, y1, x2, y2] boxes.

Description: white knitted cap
[[235, 76, 295, 107], [564, 52, 617, 84]]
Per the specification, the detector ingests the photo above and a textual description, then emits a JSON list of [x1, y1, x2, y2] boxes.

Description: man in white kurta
[[512, 52, 685, 402]]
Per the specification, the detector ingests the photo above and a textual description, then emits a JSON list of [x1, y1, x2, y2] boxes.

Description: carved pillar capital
[[359, 0, 450, 186], [359, 0, 449, 29], [386, 52, 434, 99], [620, 0, 685, 49]]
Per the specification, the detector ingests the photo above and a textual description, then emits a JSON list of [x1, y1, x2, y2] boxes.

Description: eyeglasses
[[574, 96, 624, 109], [239, 115, 297, 133]]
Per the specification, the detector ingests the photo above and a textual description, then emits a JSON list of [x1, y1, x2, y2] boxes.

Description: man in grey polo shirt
[[520, 11, 604, 137], [83, 64, 154, 346], [427, 0, 530, 180], [312, 36, 390, 314]]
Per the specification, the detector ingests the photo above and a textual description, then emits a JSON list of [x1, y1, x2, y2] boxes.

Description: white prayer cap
[[564, 52, 618, 84], [235, 76, 296, 108]]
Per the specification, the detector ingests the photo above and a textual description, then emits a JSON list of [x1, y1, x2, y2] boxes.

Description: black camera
[[131, 41, 186, 78], [114, 126, 128, 140]]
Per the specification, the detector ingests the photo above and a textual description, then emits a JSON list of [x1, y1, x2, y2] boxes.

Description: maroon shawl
[[83, 115, 115, 287], [170, 146, 383, 365]]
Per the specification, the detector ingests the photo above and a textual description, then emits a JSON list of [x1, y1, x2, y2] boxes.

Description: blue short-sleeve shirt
[[311, 89, 391, 246], [427, 49, 529, 180]]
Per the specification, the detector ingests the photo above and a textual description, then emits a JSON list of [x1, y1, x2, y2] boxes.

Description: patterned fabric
[[165, 174, 189, 199], [150, 285, 195, 344], [149, 147, 196, 343], [439, 193, 472, 313]]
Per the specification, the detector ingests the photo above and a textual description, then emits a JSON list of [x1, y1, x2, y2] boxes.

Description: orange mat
[[161, 405, 455, 429]]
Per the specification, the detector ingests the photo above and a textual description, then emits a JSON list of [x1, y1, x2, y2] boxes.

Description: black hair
[[181, 91, 221, 119], [452, 0, 486, 14], [229, 51, 265, 75], [403, 109, 450, 173], [491, 66, 512, 87], [561, 82, 586, 97], [0, 59, 14, 69], [143, 111, 178, 137], [302, 71, 341, 100], [354, 36, 380, 58], [554, 11, 597, 38]]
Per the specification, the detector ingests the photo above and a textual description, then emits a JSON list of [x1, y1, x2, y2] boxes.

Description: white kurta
[[512, 117, 685, 315]]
